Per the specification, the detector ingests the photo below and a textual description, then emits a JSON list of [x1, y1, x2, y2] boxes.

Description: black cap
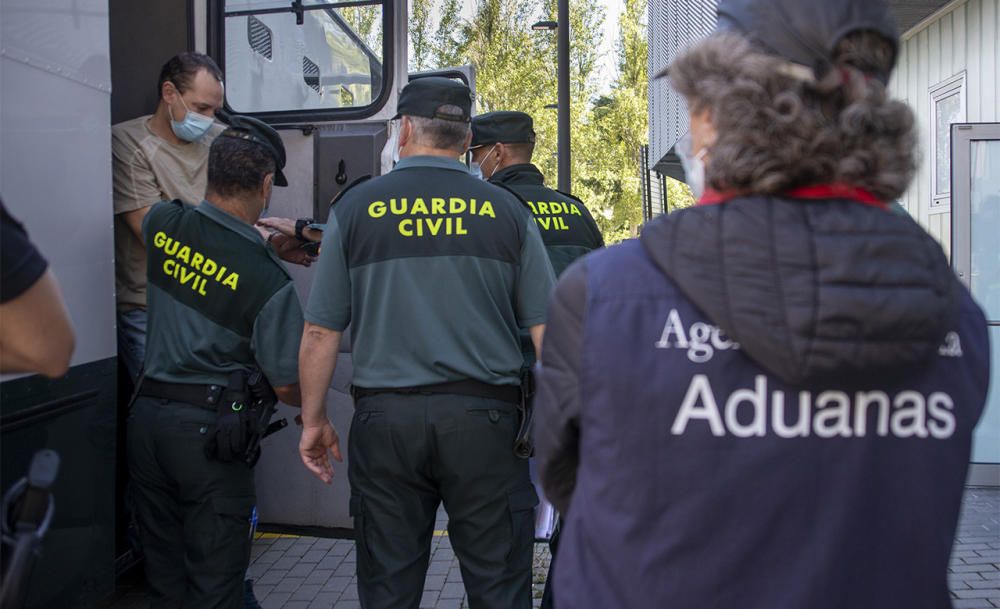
[[470, 111, 536, 149], [218, 114, 288, 186], [395, 77, 472, 122], [656, 0, 899, 83], [717, 0, 899, 82]]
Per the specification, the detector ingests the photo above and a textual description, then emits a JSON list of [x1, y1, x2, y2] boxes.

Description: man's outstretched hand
[[270, 232, 317, 266], [257, 217, 323, 242], [299, 419, 343, 484]]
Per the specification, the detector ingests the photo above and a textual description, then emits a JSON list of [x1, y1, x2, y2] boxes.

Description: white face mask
[[676, 132, 708, 200], [381, 119, 401, 174], [469, 144, 499, 180]]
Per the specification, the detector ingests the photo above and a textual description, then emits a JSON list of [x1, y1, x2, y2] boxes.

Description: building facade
[[647, 0, 1000, 483]]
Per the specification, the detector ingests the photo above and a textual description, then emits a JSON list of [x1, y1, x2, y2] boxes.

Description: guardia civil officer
[[535, 1, 990, 608], [470, 111, 603, 609], [470, 111, 603, 278], [298, 77, 556, 609], [128, 115, 304, 609]]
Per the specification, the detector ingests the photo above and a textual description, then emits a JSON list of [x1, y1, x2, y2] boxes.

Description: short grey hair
[[406, 105, 471, 152], [669, 31, 916, 202]]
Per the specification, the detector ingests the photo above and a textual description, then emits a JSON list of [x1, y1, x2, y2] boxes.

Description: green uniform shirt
[[490, 164, 604, 278], [142, 200, 303, 387], [306, 155, 555, 388]]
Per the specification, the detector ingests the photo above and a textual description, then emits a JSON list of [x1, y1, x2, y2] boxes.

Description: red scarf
[[698, 184, 886, 209]]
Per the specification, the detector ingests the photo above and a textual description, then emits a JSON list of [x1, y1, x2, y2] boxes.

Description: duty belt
[[351, 379, 521, 404], [138, 378, 224, 410]]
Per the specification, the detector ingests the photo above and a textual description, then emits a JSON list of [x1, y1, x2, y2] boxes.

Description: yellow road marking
[[254, 530, 449, 540]]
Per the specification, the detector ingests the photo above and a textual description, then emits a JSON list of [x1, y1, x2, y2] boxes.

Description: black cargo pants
[[127, 397, 255, 609], [348, 392, 538, 609]]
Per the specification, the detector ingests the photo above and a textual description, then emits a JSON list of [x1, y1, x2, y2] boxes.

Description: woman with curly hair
[[533, 1, 990, 608]]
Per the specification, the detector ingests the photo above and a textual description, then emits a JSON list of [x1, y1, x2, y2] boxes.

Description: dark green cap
[[218, 114, 288, 186], [394, 76, 472, 122], [470, 111, 536, 149]]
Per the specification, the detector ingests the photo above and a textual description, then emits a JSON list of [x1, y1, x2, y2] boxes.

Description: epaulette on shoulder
[[554, 188, 586, 207], [490, 181, 534, 213], [328, 175, 373, 208]]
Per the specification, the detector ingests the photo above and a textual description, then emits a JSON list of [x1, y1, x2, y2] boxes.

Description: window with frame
[[929, 73, 966, 210], [222, 0, 388, 116]]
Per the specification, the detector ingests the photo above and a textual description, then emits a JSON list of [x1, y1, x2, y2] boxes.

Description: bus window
[[222, 0, 387, 116]]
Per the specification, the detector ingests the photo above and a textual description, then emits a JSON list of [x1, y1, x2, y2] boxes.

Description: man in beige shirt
[[113, 52, 310, 382], [112, 52, 226, 382]]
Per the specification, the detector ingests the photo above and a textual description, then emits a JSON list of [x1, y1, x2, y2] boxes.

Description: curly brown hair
[[669, 31, 917, 201]]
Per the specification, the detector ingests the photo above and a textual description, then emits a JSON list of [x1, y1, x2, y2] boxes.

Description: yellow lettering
[[538, 202, 550, 215], [431, 198, 446, 214], [416, 218, 424, 237], [203, 258, 217, 277], [198, 277, 208, 296], [570, 204, 582, 216], [399, 219, 414, 237], [164, 239, 179, 256], [427, 217, 443, 236], [526, 201, 539, 215], [176, 246, 191, 264], [411, 198, 429, 215], [390, 198, 407, 215], [456, 217, 468, 235], [154, 231, 167, 248], [179, 267, 196, 285], [369, 201, 386, 218], [479, 200, 496, 218], [163, 259, 175, 276], [538, 218, 552, 230], [191, 252, 204, 271], [449, 198, 467, 214], [222, 273, 239, 291], [556, 217, 569, 230], [216, 266, 227, 281]]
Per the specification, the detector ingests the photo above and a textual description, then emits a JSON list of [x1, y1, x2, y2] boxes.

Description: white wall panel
[[891, 0, 1000, 242]]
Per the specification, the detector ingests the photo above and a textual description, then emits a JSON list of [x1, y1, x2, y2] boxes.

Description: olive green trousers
[[349, 393, 538, 609], [128, 397, 255, 609]]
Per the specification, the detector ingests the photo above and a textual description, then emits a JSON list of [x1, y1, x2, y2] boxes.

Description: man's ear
[[398, 117, 412, 149], [161, 80, 179, 104], [262, 173, 274, 201]]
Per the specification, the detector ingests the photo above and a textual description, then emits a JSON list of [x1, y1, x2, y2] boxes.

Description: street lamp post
[[531, 2, 571, 193], [556, 0, 570, 192]]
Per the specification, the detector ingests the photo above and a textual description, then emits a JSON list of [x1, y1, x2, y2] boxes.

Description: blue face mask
[[169, 96, 215, 142]]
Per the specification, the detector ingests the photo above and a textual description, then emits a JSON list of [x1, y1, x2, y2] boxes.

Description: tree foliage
[[405, 0, 687, 242]]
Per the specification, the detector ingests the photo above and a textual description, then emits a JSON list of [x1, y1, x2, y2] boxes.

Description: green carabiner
[[231, 401, 244, 412]]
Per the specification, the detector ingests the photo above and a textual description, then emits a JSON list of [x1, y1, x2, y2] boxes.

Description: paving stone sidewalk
[[109, 488, 999, 608], [948, 488, 1000, 609]]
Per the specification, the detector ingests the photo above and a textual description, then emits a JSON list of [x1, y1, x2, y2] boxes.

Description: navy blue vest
[[554, 239, 989, 609]]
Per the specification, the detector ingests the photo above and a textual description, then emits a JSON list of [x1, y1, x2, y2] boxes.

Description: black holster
[[243, 368, 281, 467], [514, 367, 535, 459], [204, 371, 255, 464]]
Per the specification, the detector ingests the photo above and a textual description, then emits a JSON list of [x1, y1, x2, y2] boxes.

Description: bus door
[[1, 1, 118, 606], [208, 0, 407, 537]]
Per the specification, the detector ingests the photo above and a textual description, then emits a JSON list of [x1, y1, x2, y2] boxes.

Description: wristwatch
[[295, 218, 314, 242]]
